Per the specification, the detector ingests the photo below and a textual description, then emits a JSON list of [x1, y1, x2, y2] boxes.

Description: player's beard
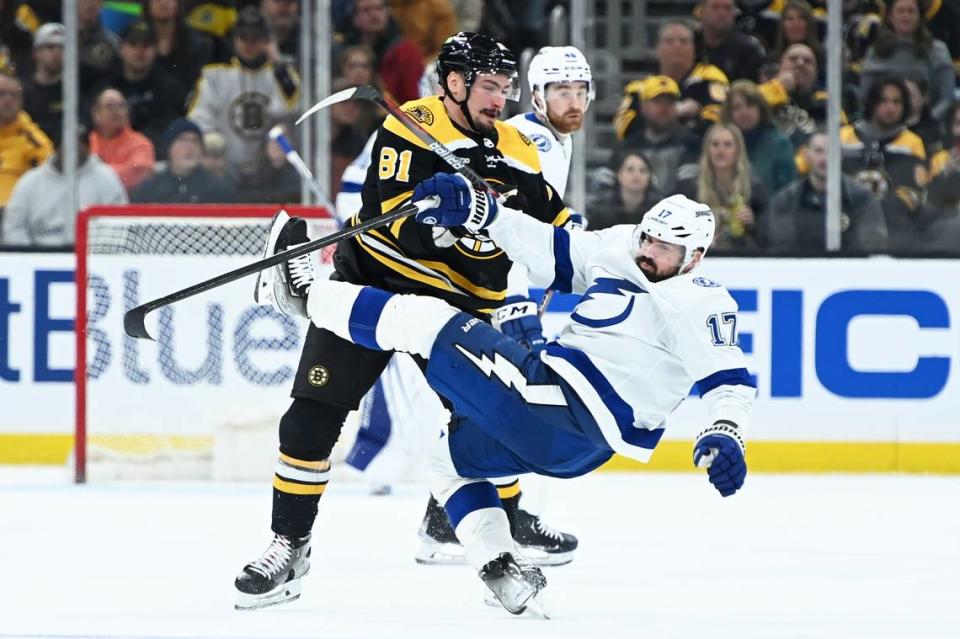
[[637, 256, 679, 283], [549, 108, 584, 134], [473, 107, 502, 134]]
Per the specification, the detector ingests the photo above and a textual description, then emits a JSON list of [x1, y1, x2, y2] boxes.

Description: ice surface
[[0, 468, 956, 639]]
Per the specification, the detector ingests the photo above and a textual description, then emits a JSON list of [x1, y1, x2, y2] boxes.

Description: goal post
[[74, 204, 341, 483]]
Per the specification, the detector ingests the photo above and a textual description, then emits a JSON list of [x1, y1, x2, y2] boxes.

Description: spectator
[[132, 117, 234, 203], [339, 45, 376, 84], [89, 87, 157, 192], [923, 0, 960, 80], [328, 79, 370, 194], [722, 79, 797, 194], [677, 122, 768, 250], [844, 0, 884, 68], [615, 21, 729, 139], [78, 0, 121, 87], [613, 75, 700, 194], [188, 6, 300, 182], [341, 0, 425, 104], [451, 0, 482, 33], [201, 130, 229, 177], [387, 0, 457, 61], [841, 76, 930, 251], [763, 44, 829, 159], [860, 0, 955, 120], [588, 150, 663, 231], [772, 1, 825, 72], [144, 0, 216, 93], [765, 131, 887, 253], [695, 0, 767, 83], [902, 75, 944, 157], [925, 101, 960, 212], [337, 45, 383, 134], [234, 121, 301, 203], [261, 0, 301, 65], [0, 71, 53, 215], [0, 1, 34, 78], [2, 124, 127, 246], [96, 21, 189, 149], [22, 23, 64, 143]]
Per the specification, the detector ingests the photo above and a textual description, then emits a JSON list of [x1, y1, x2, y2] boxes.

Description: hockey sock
[[271, 454, 330, 537], [443, 481, 514, 572], [306, 280, 457, 358]]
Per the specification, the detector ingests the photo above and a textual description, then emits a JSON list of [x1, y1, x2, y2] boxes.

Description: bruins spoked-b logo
[[405, 104, 434, 125], [307, 365, 329, 387]]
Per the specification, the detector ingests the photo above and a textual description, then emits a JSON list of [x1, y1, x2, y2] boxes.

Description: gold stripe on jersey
[[357, 231, 506, 301], [380, 190, 414, 214], [273, 476, 327, 496], [552, 207, 572, 227], [689, 63, 729, 85], [383, 96, 468, 151], [356, 234, 462, 293], [494, 121, 543, 174], [418, 259, 506, 300]]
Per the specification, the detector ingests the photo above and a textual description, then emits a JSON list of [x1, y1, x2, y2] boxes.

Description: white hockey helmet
[[637, 195, 715, 268], [528, 46, 595, 117]]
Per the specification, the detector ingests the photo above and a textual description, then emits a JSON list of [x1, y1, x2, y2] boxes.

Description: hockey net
[[75, 204, 345, 482]]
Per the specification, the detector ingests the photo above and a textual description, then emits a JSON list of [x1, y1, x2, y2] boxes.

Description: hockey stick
[[297, 85, 502, 198], [268, 126, 336, 210], [123, 196, 439, 340]]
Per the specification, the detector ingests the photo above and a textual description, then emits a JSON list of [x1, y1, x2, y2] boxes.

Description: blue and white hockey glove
[[693, 421, 746, 497], [412, 172, 498, 232], [492, 296, 546, 352], [563, 209, 587, 231]]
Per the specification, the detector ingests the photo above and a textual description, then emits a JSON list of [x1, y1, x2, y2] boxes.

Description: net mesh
[[78, 208, 345, 481], [87, 217, 271, 256]]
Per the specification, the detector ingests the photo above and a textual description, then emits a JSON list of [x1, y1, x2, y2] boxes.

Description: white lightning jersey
[[506, 112, 573, 197], [334, 131, 377, 224], [485, 209, 756, 462]]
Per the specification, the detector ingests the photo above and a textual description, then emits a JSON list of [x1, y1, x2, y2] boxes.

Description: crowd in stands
[[599, 0, 960, 254], [0, 0, 958, 255]]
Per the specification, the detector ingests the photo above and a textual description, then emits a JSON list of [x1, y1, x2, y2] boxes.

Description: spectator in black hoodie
[[132, 117, 233, 203]]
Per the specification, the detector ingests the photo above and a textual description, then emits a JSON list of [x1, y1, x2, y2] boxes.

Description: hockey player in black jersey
[[234, 32, 574, 611]]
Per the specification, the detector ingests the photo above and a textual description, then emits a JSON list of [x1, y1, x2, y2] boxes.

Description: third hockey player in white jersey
[[262, 177, 755, 615], [506, 46, 594, 198]]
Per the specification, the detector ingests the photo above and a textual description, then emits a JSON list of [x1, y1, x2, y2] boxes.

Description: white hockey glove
[[413, 172, 498, 232], [693, 421, 746, 497]]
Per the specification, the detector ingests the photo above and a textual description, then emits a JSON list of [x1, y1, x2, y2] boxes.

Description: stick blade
[[124, 305, 154, 341], [296, 86, 361, 125]]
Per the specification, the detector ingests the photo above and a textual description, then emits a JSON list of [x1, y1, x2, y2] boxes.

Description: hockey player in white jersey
[[506, 46, 594, 198], [262, 175, 754, 614]]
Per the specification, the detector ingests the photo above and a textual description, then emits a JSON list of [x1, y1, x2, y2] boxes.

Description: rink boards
[[0, 252, 958, 472]]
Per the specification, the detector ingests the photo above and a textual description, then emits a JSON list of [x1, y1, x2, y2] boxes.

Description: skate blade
[[235, 579, 302, 611], [253, 210, 289, 305], [414, 540, 467, 565], [522, 549, 574, 567], [483, 589, 550, 619]]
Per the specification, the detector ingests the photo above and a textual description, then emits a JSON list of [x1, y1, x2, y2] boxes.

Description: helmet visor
[[470, 72, 521, 101], [544, 82, 592, 110]]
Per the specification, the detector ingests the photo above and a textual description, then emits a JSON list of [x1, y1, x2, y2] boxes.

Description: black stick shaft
[[123, 200, 427, 339]]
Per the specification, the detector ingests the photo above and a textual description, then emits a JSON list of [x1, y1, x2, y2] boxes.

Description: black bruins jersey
[[334, 95, 570, 315], [615, 64, 729, 140], [840, 124, 928, 216]]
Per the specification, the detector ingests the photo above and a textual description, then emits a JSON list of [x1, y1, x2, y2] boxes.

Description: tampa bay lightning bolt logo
[[529, 133, 552, 152], [692, 276, 720, 288], [571, 277, 647, 328]]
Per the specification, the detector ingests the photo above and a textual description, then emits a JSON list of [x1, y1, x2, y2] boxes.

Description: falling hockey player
[[235, 32, 577, 610], [255, 184, 756, 614]]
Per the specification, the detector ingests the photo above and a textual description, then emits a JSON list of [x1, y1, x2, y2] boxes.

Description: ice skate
[[254, 210, 316, 317], [235, 533, 311, 610], [414, 496, 466, 565], [511, 508, 578, 567], [479, 552, 548, 617]]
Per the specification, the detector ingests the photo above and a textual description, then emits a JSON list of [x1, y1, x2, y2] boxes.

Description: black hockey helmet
[[436, 32, 519, 131]]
